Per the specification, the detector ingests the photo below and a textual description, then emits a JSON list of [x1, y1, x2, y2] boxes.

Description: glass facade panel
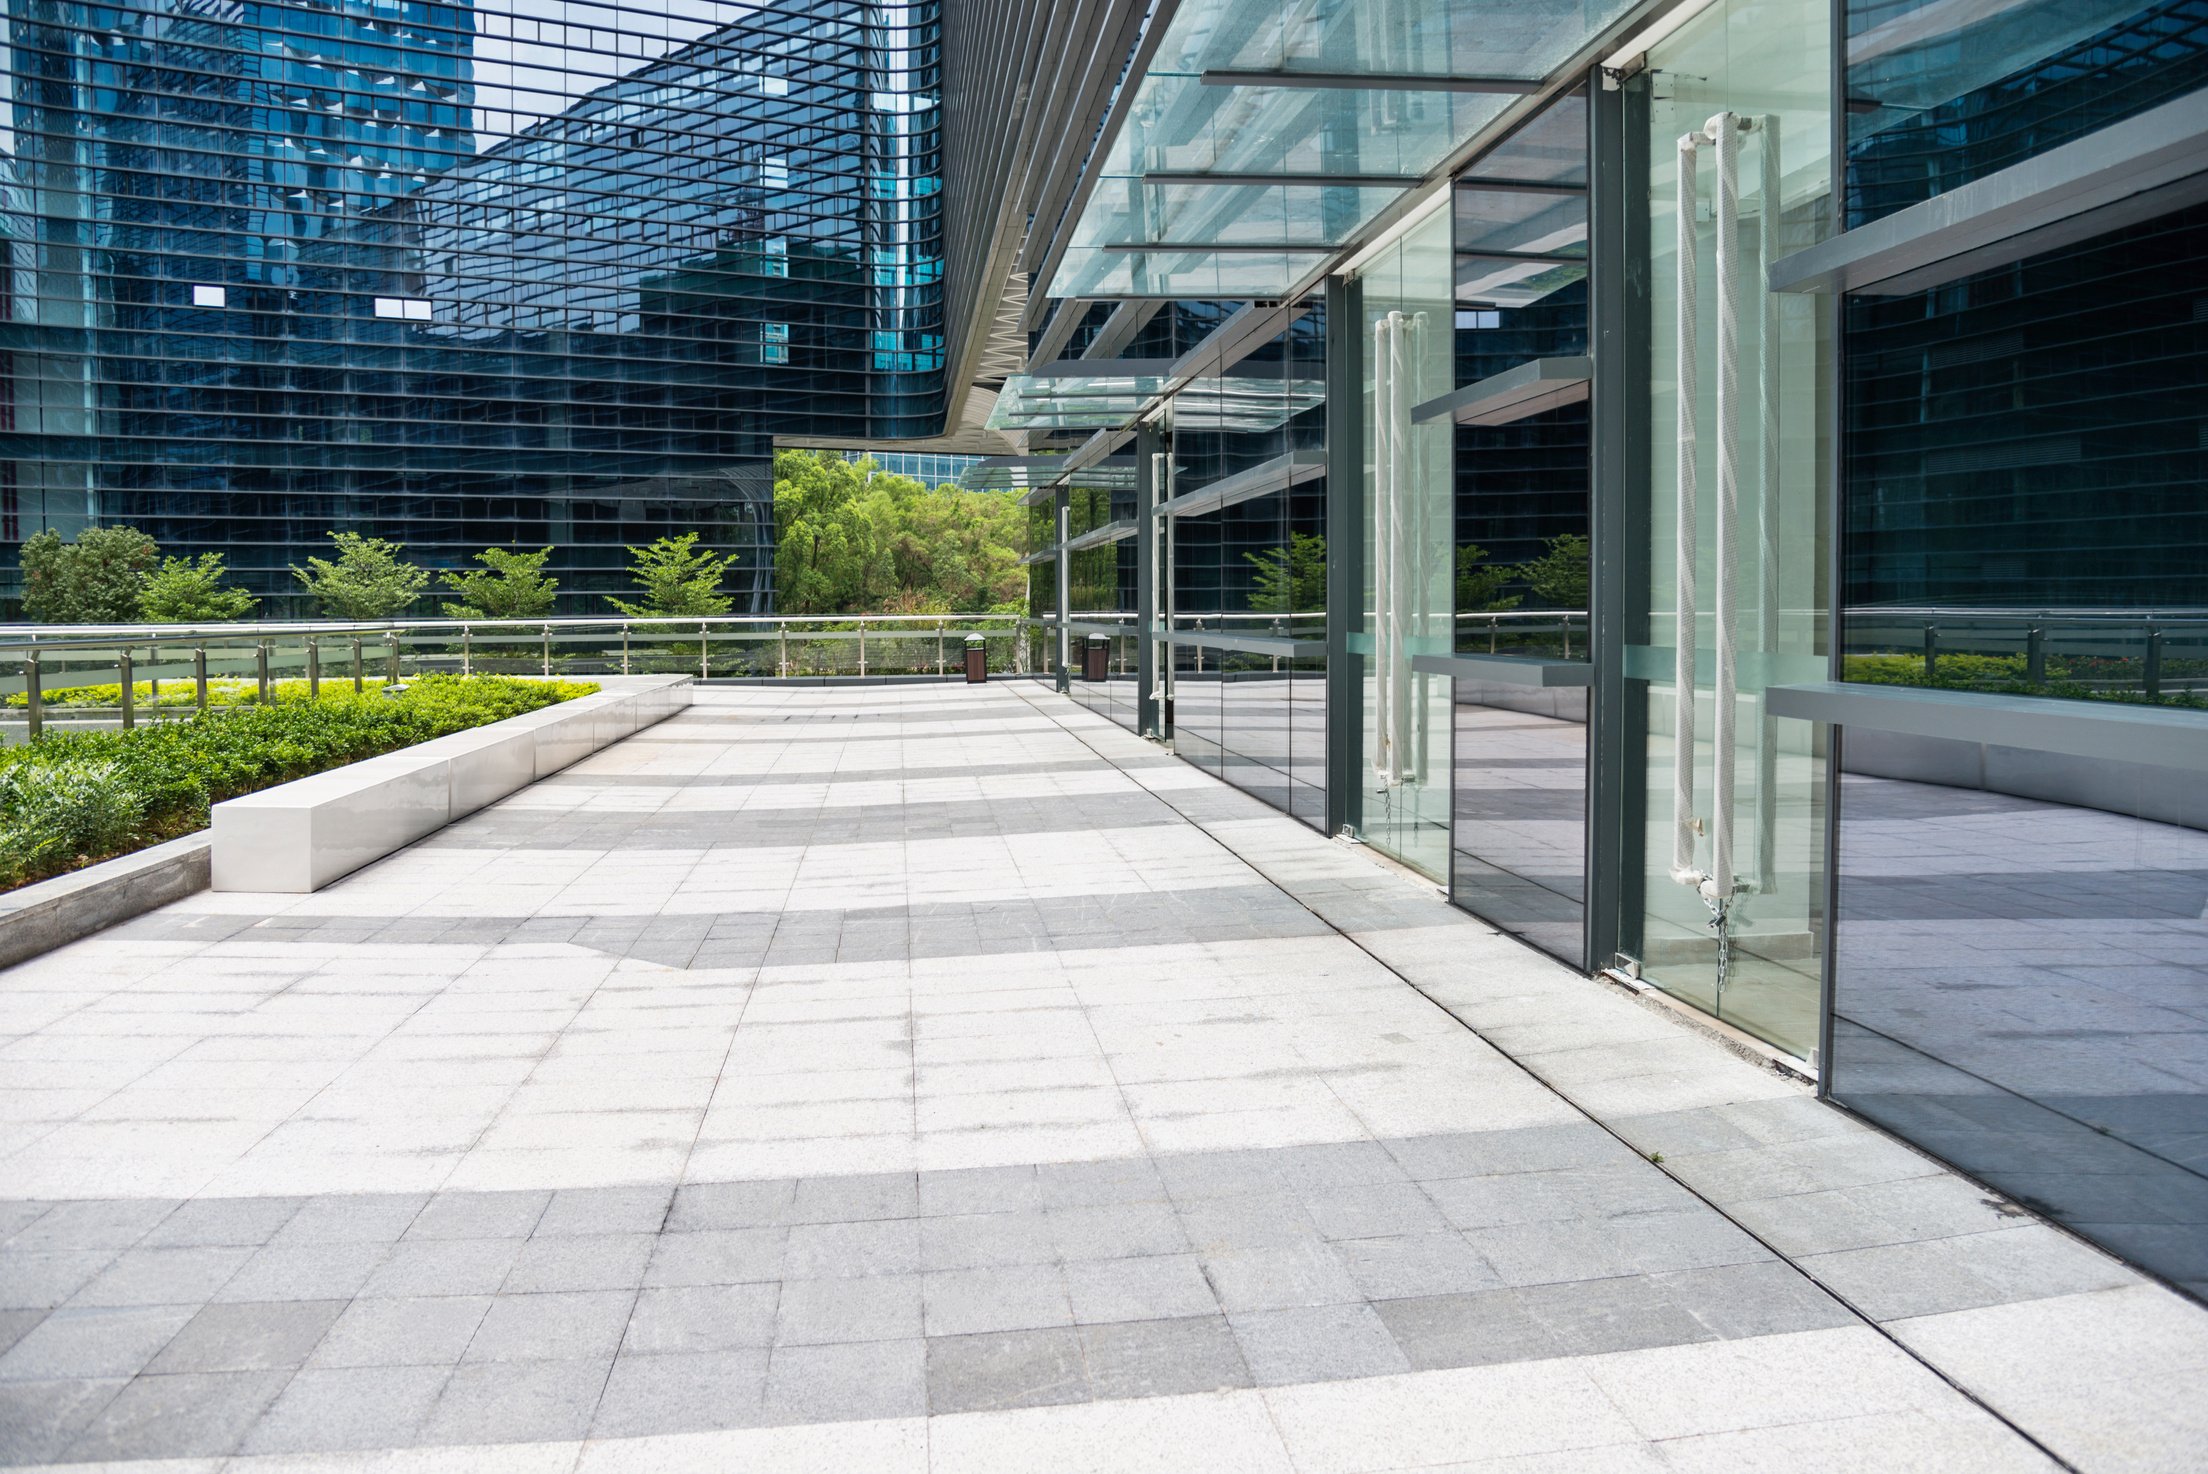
[[1625, 0, 1834, 1057], [1842, 203, 2208, 712], [1451, 678, 1587, 968], [1845, 0, 2208, 226], [0, 0, 942, 610], [1828, 750, 2208, 1301]]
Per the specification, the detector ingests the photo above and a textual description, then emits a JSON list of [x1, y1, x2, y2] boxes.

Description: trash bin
[[1083, 636, 1109, 681], [964, 634, 988, 683]]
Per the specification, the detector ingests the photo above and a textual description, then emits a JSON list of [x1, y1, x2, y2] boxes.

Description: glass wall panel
[[1355, 209, 1454, 878], [1828, 750, 2208, 1302], [1626, 0, 1834, 1057], [1451, 679, 1587, 967], [1843, 203, 2208, 713], [1845, 1, 2208, 226]]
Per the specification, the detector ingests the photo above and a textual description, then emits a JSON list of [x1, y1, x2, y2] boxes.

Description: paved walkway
[[1, 684, 2203, 1472]]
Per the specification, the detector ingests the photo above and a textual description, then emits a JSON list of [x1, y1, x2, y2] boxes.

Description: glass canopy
[[987, 373, 1325, 433], [1454, 91, 1587, 309], [1048, 0, 1638, 299], [959, 457, 1138, 493]]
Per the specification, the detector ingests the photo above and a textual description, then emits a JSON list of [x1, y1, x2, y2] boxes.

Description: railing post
[[351, 638, 363, 692], [2026, 625, 2044, 684], [937, 622, 946, 678], [778, 623, 788, 677], [257, 641, 272, 704], [386, 632, 400, 683], [1489, 615, 1499, 654], [119, 648, 135, 728], [621, 625, 631, 675], [858, 620, 867, 679], [194, 647, 208, 713], [1923, 623, 1938, 679], [461, 625, 472, 676], [542, 625, 552, 678], [699, 623, 710, 681], [307, 638, 321, 699], [1563, 615, 1573, 661], [22, 650, 39, 741], [2144, 625, 2163, 699]]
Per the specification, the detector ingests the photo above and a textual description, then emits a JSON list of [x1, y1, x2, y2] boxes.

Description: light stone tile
[[926, 1390, 1292, 1474]]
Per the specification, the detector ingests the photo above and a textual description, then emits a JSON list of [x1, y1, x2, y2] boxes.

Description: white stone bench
[[210, 675, 692, 892]]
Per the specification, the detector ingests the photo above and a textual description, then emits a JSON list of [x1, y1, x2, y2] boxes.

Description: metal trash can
[[1083, 636, 1109, 682], [964, 634, 988, 683]]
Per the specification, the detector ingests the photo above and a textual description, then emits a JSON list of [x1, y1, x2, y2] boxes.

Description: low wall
[[0, 833, 212, 971], [211, 675, 692, 892], [1841, 727, 2208, 830]]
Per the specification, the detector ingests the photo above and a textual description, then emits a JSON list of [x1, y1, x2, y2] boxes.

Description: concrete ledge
[[0, 832, 213, 970], [211, 675, 692, 892]]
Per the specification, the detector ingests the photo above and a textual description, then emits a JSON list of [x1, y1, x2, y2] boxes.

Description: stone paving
[[0, 683, 2203, 1472]]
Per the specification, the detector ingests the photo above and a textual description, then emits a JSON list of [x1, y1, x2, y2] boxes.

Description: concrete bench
[[210, 675, 692, 892]]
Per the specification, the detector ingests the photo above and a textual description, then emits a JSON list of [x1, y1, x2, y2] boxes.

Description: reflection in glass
[[1451, 680, 1587, 968]]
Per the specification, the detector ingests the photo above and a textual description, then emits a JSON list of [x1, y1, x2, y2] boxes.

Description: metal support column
[[1324, 273, 1365, 839], [1587, 68, 1653, 975], [1134, 422, 1163, 736], [1054, 487, 1072, 693]]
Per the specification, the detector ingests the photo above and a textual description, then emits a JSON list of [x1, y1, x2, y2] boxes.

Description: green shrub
[[0, 675, 597, 891], [0, 760, 148, 884]]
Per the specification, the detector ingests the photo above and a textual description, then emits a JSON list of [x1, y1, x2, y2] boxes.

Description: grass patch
[[0, 674, 597, 891]]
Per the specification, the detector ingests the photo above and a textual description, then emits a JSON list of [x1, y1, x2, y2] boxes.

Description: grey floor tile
[[785, 1218, 921, 1278], [1617, 1207, 1773, 1275], [0, 1309, 43, 1359], [1080, 1314, 1249, 1399], [1336, 1232, 1502, 1300], [667, 1180, 797, 1233], [923, 1264, 1071, 1336], [242, 1363, 450, 1454], [1179, 1191, 1323, 1253], [8, 1200, 175, 1253], [146, 1298, 345, 1373], [537, 1186, 674, 1237], [217, 1242, 389, 1303], [789, 1172, 919, 1223], [921, 1211, 1055, 1271], [926, 1326, 1088, 1415], [1655, 1260, 1859, 1340], [1064, 1254, 1219, 1325], [310, 1295, 492, 1368], [625, 1283, 779, 1355], [502, 1233, 656, 1293], [0, 1304, 197, 1381], [1229, 1303, 1410, 1386], [918, 1166, 1041, 1218], [405, 1190, 551, 1241], [65, 1368, 290, 1460], [0, 1377, 126, 1465], [1302, 1183, 1450, 1241], [143, 1197, 305, 1249], [592, 1350, 769, 1438], [1465, 1220, 1636, 1288], [1037, 1158, 1167, 1209], [1200, 1241, 1361, 1313], [420, 1356, 611, 1445], [1047, 1202, 1189, 1260], [1270, 1141, 1412, 1195], [762, 1338, 926, 1422], [0, 1251, 117, 1310], [271, 1195, 429, 1246], [1373, 1289, 1559, 1371], [68, 1245, 255, 1307], [778, 1273, 923, 1345], [464, 1289, 636, 1362], [360, 1238, 522, 1298], [644, 1227, 786, 1287], [1515, 1275, 1717, 1357]]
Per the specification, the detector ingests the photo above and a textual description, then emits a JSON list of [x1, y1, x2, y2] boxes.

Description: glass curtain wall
[[1165, 309, 1328, 828], [1447, 92, 1592, 967], [1354, 208, 1455, 878], [1065, 470, 1138, 729], [1623, 0, 1833, 1057]]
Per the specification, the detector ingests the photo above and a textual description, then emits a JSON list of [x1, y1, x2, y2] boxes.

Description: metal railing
[[1844, 607, 2208, 701], [0, 614, 1029, 739]]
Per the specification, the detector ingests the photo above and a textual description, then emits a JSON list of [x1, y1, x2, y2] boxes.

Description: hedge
[[0, 674, 596, 891]]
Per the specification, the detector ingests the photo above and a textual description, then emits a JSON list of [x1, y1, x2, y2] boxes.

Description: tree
[[607, 533, 735, 617], [139, 553, 257, 622], [1456, 543, 1521, 613], [291, 531, 430, 619], [441, 546, 558, 619], [1244, 533, 1327, 614], [19, 525, 160, 623], [1516, 533, 1590, 609], [772, 450, 1024, 615]]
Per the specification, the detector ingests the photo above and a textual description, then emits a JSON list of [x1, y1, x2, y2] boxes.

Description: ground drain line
[[1013, 687, 2082, 1474]]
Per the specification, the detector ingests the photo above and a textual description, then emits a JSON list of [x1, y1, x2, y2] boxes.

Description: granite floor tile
[[309, 1294, 493, 1368], [925, 1326, 1088, 1415], [64, 1367, 290, 1460], [1079, 1314, 1250, 1398], [145, 1298, 345, 1373]]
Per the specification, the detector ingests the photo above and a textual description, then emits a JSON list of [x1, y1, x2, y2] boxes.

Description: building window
[[763, 157, 790, 190], [373, 297, 433, 320], [762, 322, 789, 364], [192, 284, 227, 308]]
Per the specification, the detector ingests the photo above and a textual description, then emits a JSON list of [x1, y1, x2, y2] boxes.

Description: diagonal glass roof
[[959, 457, 1138, 493], [1048, 0, 1639, 300], [987, 373, 1325, 433]]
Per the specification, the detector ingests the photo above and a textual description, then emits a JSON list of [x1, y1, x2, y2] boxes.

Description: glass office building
[[1009, 0, 2208, 1302], [0, 0, 944, 609]]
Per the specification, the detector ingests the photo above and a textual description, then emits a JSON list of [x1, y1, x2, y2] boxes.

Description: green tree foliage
[[1244, 533, 1328, 614], [773, 450, 1023, 615], [292, 532, 430, 619], [139, 553, 257, 622], [1516, 532, 1591, 608], [607, 532, 736, 617], [19, 525, 161, 623], [441, 546, 559, 619], [1456, 543, 1522, 613]]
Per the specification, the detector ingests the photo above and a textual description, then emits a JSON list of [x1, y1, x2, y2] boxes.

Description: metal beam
[[1454, 177, 1588, 196], [1018, 357, 1178, 379], [1768, 89, 2208, 297], [1159, 449, 1327, 519], [1765, 682, 2208, 773], [1199, 69, 1542, 94], [1062, 518, 1137, 553], [1323, 274, 1364, 841], [1137, 171, 1424, 188], [1095, 241, 1336, 253], [1410, 653, 1593, 687], [1412, 356, 1591, 426]]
